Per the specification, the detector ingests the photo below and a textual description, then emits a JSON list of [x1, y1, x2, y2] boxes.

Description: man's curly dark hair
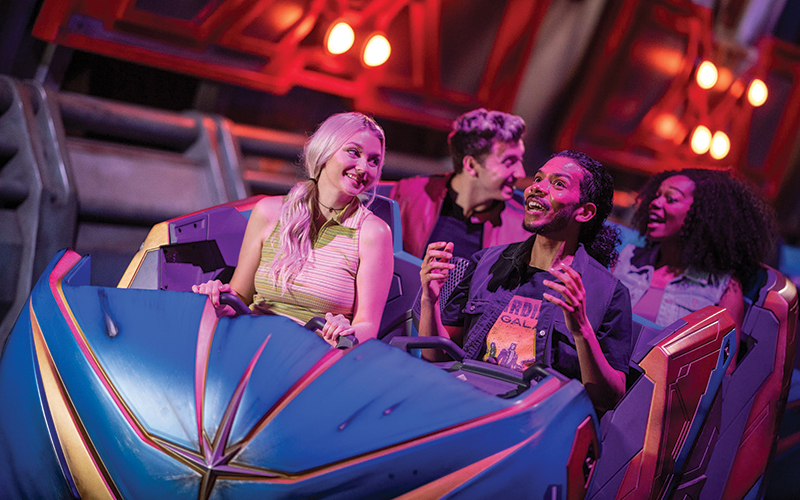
[[631, 168, 777, 285], [552, 150, 619, 268]]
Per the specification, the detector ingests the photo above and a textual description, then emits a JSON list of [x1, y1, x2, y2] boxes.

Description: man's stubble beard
[[523, 204, 574, 235]]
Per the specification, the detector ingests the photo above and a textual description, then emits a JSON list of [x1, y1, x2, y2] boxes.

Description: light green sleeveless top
[[251, 203, 371, 325]]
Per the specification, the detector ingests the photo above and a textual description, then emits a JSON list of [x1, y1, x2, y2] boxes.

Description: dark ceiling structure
[[26, 0, 800, 195], [31, 0, 552, 129]]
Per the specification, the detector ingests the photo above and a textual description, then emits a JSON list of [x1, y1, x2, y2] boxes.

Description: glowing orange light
[[710, 131, 730, 159], [690, 126, 712, 154], [715, 67, 733, 90], [696, 61, 718, 89], [642, 48, 684, 76], [654, 113, 678, 139], [326, 22, 354, 55], [747, 79, 768, 107], [730, 79, 745, 99], [363, 34, 391, 67]]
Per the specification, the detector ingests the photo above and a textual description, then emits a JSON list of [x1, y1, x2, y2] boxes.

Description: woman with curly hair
[[193, 112, 394, 345], [613, 168, 777, 360]]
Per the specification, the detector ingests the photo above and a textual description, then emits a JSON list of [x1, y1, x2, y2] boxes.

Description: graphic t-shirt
[[483, 266, 550, 371]]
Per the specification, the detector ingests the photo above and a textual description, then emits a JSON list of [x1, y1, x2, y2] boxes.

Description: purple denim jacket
[[441, 237, 634, 380]]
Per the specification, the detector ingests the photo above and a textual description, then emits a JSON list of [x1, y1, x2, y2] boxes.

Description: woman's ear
[[574, 202, 597, 223]]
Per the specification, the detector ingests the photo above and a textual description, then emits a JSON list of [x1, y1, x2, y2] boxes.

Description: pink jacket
[[389, 173, 530, 258]]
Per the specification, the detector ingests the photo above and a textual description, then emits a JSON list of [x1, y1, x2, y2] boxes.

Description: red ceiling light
[[362, 33, 390, 67], [696, 61, 718, 89], [690, 125, 712, 154], [747, 79, 768, 107], [326, 21, 355, 55], [710, 131, 730, 159]]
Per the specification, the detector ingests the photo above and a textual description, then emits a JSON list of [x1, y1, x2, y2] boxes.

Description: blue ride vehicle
[[0, 195, 795, 499]]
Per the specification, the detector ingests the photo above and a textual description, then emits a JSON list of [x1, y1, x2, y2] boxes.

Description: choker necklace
[[318, 200, 347, 212]]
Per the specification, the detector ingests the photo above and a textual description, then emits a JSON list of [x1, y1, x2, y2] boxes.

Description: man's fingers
[[427, 261, 454, 272], [424, 241, 449, 257], [549, 265, 574, 284], [544, 279, 579, 307], [426, 251, 453, 264], [543, 292, 574, 312], [424, 241, 454, 263], [551, 263, 585, 295], [543, 278, 568, 296], [548, 267, 580, 297], [558, 263, 585, 293]]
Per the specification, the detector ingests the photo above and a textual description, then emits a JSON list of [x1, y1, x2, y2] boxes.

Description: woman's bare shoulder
[[253, 195, 284, 214], [248, 196, 284, 232], [360, 212, 392, 247]]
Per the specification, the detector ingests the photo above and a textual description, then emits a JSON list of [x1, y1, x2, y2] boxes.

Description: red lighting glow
[[690, 125, 712, 154], [363, 34, 390, 67], [696, 61, 718, 89], [747, 79, 768, 107], [326, 22, 355, 55], [654, 113, 679, 139], [710, 131, 730, 159], [715, 67, 733, 90]]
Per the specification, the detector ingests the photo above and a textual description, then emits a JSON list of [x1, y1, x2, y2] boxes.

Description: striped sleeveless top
[[251, 203, 371, 325]]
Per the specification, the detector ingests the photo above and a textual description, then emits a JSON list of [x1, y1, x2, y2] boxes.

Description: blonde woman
[[193, 112, 394, 345]]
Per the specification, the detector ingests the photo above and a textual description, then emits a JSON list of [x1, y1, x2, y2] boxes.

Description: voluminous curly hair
[[631, 168, 777, 284], [448, 108, 526, 173], [268, 112, 385, 294], [551, 150, 619, 268]]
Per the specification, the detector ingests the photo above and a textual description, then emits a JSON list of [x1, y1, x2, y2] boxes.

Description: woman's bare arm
[[334, 213, 394, 343]]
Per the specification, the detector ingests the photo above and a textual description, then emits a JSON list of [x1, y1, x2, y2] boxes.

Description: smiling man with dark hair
[[418, 150, 633, 412], [390, 108, 531, 260]]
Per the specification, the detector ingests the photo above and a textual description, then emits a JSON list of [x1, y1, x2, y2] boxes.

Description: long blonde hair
[[267, 112, 385, 293]]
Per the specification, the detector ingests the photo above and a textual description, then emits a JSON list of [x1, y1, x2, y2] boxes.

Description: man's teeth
[[527, 199, 545, 211]]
